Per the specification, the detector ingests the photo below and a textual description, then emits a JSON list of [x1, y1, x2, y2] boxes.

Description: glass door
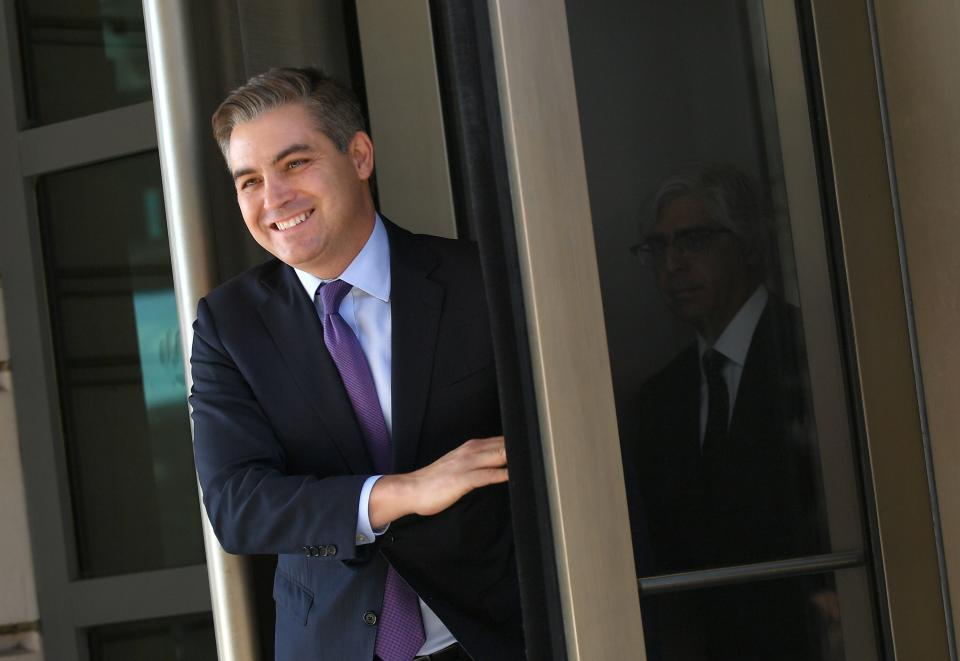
[[0, 1, 216, 659], [485, 0, 950, 659], [568, 1, 875, 658]]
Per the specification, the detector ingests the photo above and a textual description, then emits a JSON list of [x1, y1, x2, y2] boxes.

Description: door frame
[[484, 0, 951, 659]]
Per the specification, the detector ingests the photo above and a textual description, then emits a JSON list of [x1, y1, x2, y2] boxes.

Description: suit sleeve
[[190, 297, 370, 560]]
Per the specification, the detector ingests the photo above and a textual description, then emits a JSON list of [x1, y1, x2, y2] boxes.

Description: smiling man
[[190, 68, 523, 661], [630, 163, 826, 660]]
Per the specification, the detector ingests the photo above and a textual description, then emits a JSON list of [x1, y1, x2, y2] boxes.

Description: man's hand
[[368, 436, 508, 530]]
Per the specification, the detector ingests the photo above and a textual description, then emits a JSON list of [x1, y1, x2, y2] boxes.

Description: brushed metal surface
[[871, 0, 960, 654], [487, 1, 646, 658], [142, 1, 260, 659], [355, 0, 457, 238], [810, 0, 951, 658]]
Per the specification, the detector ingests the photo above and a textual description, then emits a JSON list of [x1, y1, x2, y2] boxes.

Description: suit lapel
[[257, 264, 374, 474], [387, 224, 444, 473]]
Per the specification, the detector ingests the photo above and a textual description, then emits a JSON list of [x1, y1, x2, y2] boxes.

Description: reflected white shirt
[[294, 214, 456, 655], [696, 285, 769, 445]]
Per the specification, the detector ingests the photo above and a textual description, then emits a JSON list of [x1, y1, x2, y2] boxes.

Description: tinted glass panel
[[87, 613, 217, 661], [38, 151, 203, 577], [564, 0, 880, 656], [18, 0, 151, 125], [642, 570, 878, 661]]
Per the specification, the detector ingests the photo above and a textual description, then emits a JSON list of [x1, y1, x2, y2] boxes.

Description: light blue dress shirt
[[696, 285, 769, 444], [294, 214, 455, 655]]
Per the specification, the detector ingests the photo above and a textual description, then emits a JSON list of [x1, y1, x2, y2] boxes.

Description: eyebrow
[[231, 142, 313, 181]]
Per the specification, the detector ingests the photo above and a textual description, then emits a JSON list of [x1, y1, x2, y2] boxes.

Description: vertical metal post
[[486, 0, 646, 658], [141, 2, 261, 660]]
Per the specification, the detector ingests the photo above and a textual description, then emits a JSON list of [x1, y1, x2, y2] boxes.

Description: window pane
[[641, 569, 879, 661], [17, 0, 151, 125], [563, 0, 881, 656], [568, 0, 864, 569], [87, 613, 217, 661], [38, 151, 204, 577]]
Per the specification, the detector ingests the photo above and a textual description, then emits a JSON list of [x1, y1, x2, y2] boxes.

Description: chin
[[275, 241, 320, 264], [669, 303, 709, 327]]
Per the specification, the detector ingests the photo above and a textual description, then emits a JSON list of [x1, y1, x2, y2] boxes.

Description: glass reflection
[[563, 0, 880, 657], [643, 573, 850, 661], [38, 152, 203, 577], [18, 0, 152, 125], [87, 613, 217, 661], [632, 163, 826, 573]]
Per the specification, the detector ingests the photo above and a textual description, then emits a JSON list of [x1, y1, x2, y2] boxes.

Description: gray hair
[[212, 67, 365, 163], [643, 162, 774, 278]]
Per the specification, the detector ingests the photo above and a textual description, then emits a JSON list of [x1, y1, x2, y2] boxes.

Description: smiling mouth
[[272, 209, 313, 231]]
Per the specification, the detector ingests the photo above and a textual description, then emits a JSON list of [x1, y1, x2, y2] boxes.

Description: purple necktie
[[318, 280, 426, 661]]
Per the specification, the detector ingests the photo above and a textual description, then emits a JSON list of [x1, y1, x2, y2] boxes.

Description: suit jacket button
[[310, 546, 321, 557], [302, 546, 310, 557], [363, 611, 378, 626], [326, 544, 337, 556]]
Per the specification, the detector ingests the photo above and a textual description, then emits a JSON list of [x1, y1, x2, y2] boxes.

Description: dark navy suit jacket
[[190, 221, 524, 660], [632, 297, 827, 661]]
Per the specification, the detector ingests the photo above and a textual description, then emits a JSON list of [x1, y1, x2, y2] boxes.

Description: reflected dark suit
[[190, 221, 523, 661], [634, 296, 826, 660]]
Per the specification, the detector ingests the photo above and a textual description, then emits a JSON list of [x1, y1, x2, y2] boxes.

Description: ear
[[348, 131, 375, 180]]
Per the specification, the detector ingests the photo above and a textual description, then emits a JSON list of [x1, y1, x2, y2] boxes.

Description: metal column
[[142, 2, 260, 659]]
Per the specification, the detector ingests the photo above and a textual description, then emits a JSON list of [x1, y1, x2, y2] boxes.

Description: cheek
[[705, 250, 745, 288], [241, 215, 259, 236], [694, 265, 723, 299], [689, 254, 721, 283], [238, 200, 261, 230], [655, 268, 669, 290]]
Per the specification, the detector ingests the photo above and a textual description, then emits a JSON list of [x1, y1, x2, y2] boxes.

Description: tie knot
[[702, 348, 726, 377], [318, 279, 353, 315]]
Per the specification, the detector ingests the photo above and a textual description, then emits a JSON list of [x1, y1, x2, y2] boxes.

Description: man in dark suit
[[630, 164, 827, 660], [190, 68, 523, 661]]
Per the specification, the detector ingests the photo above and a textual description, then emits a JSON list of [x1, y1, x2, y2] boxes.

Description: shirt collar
[[697, 285, 769, 367], [293, 214, 391, 302]]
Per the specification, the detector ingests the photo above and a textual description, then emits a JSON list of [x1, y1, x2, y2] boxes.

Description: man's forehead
[[652, 195, 713, 234], [228, 103, 322, 165]]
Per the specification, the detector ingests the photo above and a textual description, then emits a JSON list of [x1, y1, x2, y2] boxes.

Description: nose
[[662, 243, 688, 273], [263, 174, 295, 210]]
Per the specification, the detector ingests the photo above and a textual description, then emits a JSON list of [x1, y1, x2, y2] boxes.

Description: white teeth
[[274, 210, 310, 231]]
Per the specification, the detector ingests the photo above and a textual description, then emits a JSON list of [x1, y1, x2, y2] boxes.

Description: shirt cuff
[[356, 475, 387, 545]]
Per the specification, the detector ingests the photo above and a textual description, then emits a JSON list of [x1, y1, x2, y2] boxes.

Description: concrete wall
[[874, 0, 960, 642], [0, 276, 42, 659]]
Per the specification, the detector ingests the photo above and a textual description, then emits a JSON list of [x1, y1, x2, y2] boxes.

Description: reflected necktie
[[701, 348, 729, 455], [318, 280, 426, 661]]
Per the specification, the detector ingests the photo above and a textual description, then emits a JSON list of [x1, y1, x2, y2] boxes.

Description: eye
[[238, 177, 261, 191], [643, 238, 668, 255], [287, 158, 309, 170]]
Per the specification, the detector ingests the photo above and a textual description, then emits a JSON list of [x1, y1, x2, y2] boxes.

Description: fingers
[[473, 467, 508, 487], [370, 437, 509, 526], [456, 436, 507, 468], [439, 437, 508, 493], [403, 437, 509, 517]]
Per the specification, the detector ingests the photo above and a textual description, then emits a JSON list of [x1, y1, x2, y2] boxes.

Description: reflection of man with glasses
[[630, 163, 828, 660]]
